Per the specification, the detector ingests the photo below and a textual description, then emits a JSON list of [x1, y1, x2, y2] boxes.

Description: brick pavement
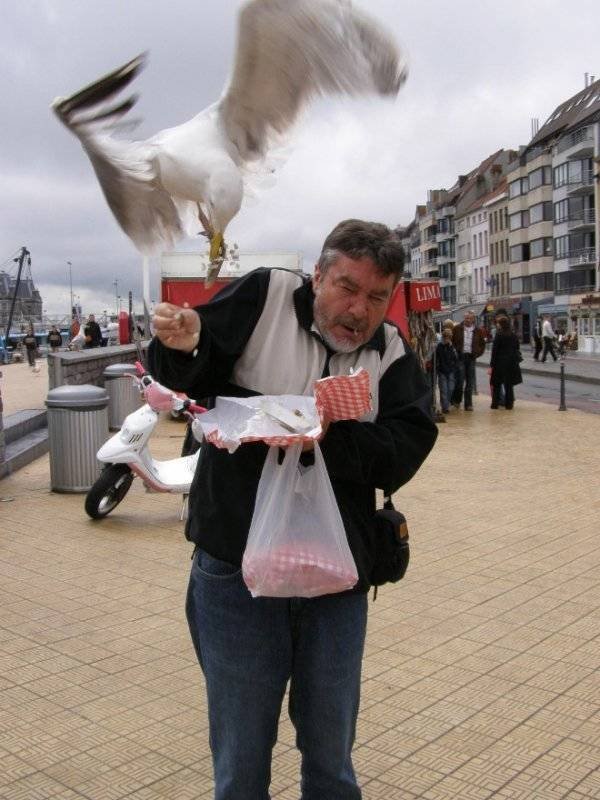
[[1, 383, 600, 798]]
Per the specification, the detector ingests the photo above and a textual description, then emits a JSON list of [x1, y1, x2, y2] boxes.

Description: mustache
[[335, 316, 368, 332]]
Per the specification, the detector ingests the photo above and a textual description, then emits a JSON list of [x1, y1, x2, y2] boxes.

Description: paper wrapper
[[194, 368, 371, 452]]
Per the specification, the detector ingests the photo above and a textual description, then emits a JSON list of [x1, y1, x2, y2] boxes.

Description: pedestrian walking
[[452, 310, 486, 410], [541, 315, 557, 362], [149, 218, 438, 799], [435, 329, 459, 413], [489, 315, 522, 410], [47, 325, 62, 352], [22, 327, 38, 368], [532, 319, 542, 361]]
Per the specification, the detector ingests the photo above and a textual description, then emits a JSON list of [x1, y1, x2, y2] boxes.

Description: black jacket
[[490, 332, 522, 386], [84, 320, 102, 348], [149, 269, 438, 593], [435, 341, 459, 376]]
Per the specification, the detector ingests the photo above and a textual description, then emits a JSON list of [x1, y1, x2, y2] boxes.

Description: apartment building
[[506, 77, 600, 348], [419, 193, 442, 282], [453, 151, 517, 310], [486, 180, 510, 302]]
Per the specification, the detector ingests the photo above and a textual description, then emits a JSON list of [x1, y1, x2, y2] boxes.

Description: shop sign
[[581, 294, 600, 306], [408, 281, 442, 311]]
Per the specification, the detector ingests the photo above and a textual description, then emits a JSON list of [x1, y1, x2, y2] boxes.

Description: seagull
[[52, 0, 408, 285]]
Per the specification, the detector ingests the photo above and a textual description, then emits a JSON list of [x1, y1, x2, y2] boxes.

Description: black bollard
[[558, 357, 567, 411]]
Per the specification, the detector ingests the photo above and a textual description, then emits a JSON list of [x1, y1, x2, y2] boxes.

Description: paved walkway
[[1, 368, 600, 798]]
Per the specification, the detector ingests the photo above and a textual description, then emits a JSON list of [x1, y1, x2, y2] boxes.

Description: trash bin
[[103, 363, 141, 430], [46, 384, 109, 493]]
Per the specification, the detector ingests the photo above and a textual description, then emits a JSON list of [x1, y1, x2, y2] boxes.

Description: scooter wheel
[[85, 464, 134, 519]]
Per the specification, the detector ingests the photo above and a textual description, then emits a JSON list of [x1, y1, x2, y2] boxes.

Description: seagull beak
[[209, 232, 224, 262]]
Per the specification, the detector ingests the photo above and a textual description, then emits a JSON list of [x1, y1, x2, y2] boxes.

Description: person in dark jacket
[[489, 315, 522, 410], [47, 325, 62, 352], [83, 314, 102, 348], [22, 327, 38, 367], [435, 328, 459, 413], [149, 219, 438, 799]]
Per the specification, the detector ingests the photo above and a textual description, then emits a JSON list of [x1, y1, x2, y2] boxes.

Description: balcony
[[566, 170, 595, 195], [557, 126, 595, 158], [568, 247, 596, 267], [567, 209, 596, 230], [555, 284, 595, 296]]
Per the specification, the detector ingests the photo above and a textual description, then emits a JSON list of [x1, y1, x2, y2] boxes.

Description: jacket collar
[[293, 278, 386, 356]]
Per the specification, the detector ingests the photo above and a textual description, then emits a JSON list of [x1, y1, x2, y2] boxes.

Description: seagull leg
[[197, 204, 226, 287]]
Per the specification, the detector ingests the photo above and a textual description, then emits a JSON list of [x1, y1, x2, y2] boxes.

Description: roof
[[528, 77, 600, 149]]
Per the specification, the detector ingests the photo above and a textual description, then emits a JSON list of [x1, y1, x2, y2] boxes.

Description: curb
[[476, 361, 600, 386]]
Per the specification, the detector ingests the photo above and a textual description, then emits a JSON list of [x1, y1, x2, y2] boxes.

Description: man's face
[[464, 312, 475, 327], [312, 254, 396, 353], [89, 315, 95, 322]]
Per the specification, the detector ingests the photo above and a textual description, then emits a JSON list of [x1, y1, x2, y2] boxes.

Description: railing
[[555, 284, 595, 296], [567, 209, 596, 228], [566, 170, 595, 191], [567, 248, 596, 266], [557, 126, 594, 154]]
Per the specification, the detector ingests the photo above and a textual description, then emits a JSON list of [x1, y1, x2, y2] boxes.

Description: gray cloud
[[1, 0, 599, 315]]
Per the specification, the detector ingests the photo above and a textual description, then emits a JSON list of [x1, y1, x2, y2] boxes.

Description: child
[[435, 329, 459, 414]]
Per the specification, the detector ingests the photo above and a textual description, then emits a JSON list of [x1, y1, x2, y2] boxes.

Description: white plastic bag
[[242, 443, 358, 598]]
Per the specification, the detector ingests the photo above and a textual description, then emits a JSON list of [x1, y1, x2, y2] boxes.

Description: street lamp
[[67, 261, 73, 319]]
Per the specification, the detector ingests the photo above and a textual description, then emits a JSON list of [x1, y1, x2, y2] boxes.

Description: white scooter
[[85, 362, 206, 519]]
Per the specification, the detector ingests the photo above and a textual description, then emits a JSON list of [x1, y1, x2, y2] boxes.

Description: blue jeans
[[437, 372, 455, 412], [459, 354, 476, 408], [186, 549, 368, 800]]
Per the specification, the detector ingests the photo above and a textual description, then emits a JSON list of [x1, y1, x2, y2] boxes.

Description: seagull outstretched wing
[[218, 0, 407, 162]]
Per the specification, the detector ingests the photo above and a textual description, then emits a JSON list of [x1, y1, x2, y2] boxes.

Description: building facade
[[0, 272, 43, 331]]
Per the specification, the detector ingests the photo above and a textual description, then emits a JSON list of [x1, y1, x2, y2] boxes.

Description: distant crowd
[[432, 310, 564, 413]]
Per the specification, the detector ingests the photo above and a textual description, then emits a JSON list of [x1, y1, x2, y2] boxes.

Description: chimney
[[491, 164, 502, 188], [585, 72, 589, 88], [458, 175, 468, 187]]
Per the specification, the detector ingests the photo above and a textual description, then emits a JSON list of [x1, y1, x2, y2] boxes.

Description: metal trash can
[[103, 363, 142, 430], [46, 384, 109, 493]]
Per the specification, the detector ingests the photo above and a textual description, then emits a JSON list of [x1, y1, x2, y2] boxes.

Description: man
[[452, 309, 486, 410], [532, 319, 543, 361], [149, 219, 437, 800], [83, 313, 102, 348], [22, 326, 38, 367], [541, 315, 558, 362], [47, 325, 62, 352]]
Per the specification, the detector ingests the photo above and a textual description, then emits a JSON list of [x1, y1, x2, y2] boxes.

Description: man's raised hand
[[152, 302, 201, 353]]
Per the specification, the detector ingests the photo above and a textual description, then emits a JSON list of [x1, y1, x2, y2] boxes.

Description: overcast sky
[[2, 0, 599, 319]]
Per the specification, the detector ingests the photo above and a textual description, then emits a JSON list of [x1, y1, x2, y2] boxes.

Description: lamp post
[[113, 279, 119, 316], [67, 261, 73, 320]]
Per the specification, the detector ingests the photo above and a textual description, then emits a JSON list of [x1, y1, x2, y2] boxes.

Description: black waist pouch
[[370, 495, 409, 591]]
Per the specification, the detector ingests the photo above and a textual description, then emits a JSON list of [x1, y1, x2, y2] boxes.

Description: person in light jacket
[[541, 315, 557, 362]]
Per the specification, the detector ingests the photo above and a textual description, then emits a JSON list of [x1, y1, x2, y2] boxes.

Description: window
[[554, 199, 569, 224], [529, 202, 552, 225], [509, 177, 528, 198], [554, 235, 570, 260], [509, 210, 529, 230], [510, 243, 530, 263], [530, 272, 553, 292], [511, 277, 523, 293], [530, 237, 553, 258], [478, 232, 483, 256], [528, 166, 552, 190], [553, 162, 568, 188]]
